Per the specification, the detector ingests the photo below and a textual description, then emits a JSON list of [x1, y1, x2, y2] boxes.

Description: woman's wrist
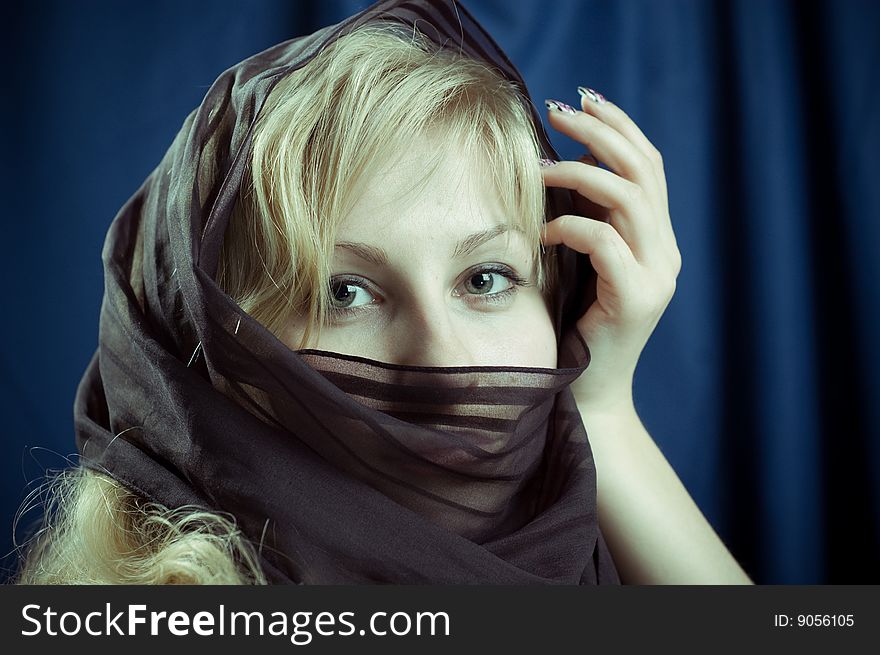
[[571, 380, 638, 427]]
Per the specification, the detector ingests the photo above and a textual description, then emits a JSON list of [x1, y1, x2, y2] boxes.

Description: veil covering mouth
[[74, 0, 620, 584]]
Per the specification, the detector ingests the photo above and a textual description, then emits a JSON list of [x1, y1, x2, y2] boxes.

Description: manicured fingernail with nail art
[[544, 99, 578, 115], [577, 86, 606, 104], [539, 158, 558, 167]]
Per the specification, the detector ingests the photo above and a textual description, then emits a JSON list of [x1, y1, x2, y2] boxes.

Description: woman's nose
[[392, 303, 476, 368]]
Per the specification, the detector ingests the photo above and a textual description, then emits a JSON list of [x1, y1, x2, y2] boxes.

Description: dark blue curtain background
[[3, 0, 877, 584]]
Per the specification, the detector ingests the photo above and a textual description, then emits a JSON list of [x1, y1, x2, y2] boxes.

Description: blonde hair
[[14, 467, 265, 584], [16, 22, 554, 585], [218, 21, 553, 348]]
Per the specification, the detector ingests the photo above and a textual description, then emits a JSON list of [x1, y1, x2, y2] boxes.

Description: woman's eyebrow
[[335, 224, 526, 266], [451, 224, 525, 258]]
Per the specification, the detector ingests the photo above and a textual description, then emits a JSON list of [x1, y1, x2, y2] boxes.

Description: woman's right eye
[[329, 279, 376, 311]]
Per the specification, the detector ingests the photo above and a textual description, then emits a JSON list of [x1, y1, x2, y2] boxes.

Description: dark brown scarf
[[74, 0, 620, 584]]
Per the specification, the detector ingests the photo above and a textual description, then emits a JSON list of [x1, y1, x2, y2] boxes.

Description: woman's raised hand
[[541, 89, 681, 415]]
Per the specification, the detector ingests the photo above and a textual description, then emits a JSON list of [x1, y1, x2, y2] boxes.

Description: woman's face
[[282, 138, 558, 368]]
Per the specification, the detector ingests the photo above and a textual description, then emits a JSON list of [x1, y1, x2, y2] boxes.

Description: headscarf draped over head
[[74, 0, 619, 584]]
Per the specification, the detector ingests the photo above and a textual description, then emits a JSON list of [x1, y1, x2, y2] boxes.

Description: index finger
[[577, 87, 668, 209]]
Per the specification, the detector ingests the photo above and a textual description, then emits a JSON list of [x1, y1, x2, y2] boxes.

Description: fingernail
[[544, 99, 578, 115], [577, 86, 606, 104], [539, 158, 559, 167]]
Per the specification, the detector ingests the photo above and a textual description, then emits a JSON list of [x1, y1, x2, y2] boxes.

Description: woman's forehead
[[337, 135, 520, 238]]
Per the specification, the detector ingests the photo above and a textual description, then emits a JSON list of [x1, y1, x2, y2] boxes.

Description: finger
[[573, 153, 608, 220], [545, 99, 660, 202], [542, 214, 637, 290], [577, 87, 668, 210], [542, 160, 657, 262], [578, 152, 598, 167]]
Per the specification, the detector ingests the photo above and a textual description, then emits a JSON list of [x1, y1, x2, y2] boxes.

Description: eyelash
[[328, 264, 531, 319]]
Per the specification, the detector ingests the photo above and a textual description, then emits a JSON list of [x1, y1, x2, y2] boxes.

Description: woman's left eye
[[456, 265, 530, 305], [463, 271, 511, 295]]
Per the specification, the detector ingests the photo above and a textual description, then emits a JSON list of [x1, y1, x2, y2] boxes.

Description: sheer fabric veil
[[74, 0, 620, 584]]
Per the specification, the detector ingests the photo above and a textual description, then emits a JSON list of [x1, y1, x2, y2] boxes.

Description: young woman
[[15, 0, 751, 585]]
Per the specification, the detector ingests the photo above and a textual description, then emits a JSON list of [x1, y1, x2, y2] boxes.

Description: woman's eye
[[463, 271, 513, 295], [329, 279, 374, 310], [457, 265, 530, 306]]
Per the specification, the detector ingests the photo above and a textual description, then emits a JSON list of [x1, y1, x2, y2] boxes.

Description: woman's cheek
[[504, 295, 558, 369]]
